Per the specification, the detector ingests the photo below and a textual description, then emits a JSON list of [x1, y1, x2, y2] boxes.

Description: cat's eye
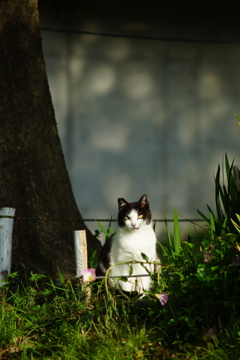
[[138, 215, 143, 219], [124, 216, 130, 220]]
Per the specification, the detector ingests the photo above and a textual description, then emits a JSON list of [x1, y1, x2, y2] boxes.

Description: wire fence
[[0, 215, 206, 223], [41, 27, 240, 45], [84, 274, 154, 280]]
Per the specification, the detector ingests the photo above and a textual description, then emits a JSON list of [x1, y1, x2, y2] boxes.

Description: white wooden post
[[74, 230, 91, 302], [74, 230, 88, 277], [0, 207, 16, 285]]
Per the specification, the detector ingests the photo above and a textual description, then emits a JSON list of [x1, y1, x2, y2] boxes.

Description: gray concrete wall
[[39, 3, 240, 237]]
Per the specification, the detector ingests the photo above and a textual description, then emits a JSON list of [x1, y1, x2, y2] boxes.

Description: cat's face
[[117, 194, 152, 230]]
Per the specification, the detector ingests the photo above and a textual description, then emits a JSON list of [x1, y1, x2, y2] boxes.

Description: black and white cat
[[96, 194, 159, 293]]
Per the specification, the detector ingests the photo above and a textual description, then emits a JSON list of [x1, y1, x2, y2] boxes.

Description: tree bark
[[0, 0, 101, 279]]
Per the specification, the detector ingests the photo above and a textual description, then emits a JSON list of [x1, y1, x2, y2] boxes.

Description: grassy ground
[[2, 154, 240, 359], [1, 266, 240, 360]]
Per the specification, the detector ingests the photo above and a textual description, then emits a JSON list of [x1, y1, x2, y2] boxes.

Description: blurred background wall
[[39, 1, 240, 238]]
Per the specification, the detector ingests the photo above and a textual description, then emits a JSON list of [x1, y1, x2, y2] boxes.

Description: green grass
[[1, 233, 240, 358], [0, 277, 162, 359], [1, 242, 240, 360]]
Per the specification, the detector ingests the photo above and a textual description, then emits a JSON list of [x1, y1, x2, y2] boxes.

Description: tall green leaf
[[198, 154, 240, 235], [164, 214, 173, 250], [95, 220, 114, 242], [157, 240, 169, 257], [173, 209, 181, 255]]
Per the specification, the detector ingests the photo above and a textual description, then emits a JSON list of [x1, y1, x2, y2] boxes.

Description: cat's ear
[[138, 194, 149, 208], [118, 198, 128, 211]]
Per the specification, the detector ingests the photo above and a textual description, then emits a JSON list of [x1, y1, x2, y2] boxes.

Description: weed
[[2, 154, 240, 359]]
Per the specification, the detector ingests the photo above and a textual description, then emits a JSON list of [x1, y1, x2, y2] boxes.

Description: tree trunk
[[0, 0, 101, 279]]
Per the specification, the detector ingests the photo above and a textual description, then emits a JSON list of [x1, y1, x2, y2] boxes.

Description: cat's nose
[[132, 223, 136, 227]]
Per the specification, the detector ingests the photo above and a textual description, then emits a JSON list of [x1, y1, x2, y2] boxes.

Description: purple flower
[[203, 252, 213, 263], [155, 292, 169, 306], [206, 328, 217, 340], [203, 244, 215, 263], [203, 251, 213, 263], [82, 268, 96, 282]]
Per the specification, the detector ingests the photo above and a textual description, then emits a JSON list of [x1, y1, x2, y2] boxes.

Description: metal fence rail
[[0, 215, 207, 223]]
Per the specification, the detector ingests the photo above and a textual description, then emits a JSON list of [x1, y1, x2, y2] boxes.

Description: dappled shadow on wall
[[42, 28, 240, 224]]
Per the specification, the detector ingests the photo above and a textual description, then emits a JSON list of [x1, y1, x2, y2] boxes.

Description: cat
[[96, 194, 159, 293]]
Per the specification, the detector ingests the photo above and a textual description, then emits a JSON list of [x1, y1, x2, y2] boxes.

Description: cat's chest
[[110, 227, 156, 263]]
